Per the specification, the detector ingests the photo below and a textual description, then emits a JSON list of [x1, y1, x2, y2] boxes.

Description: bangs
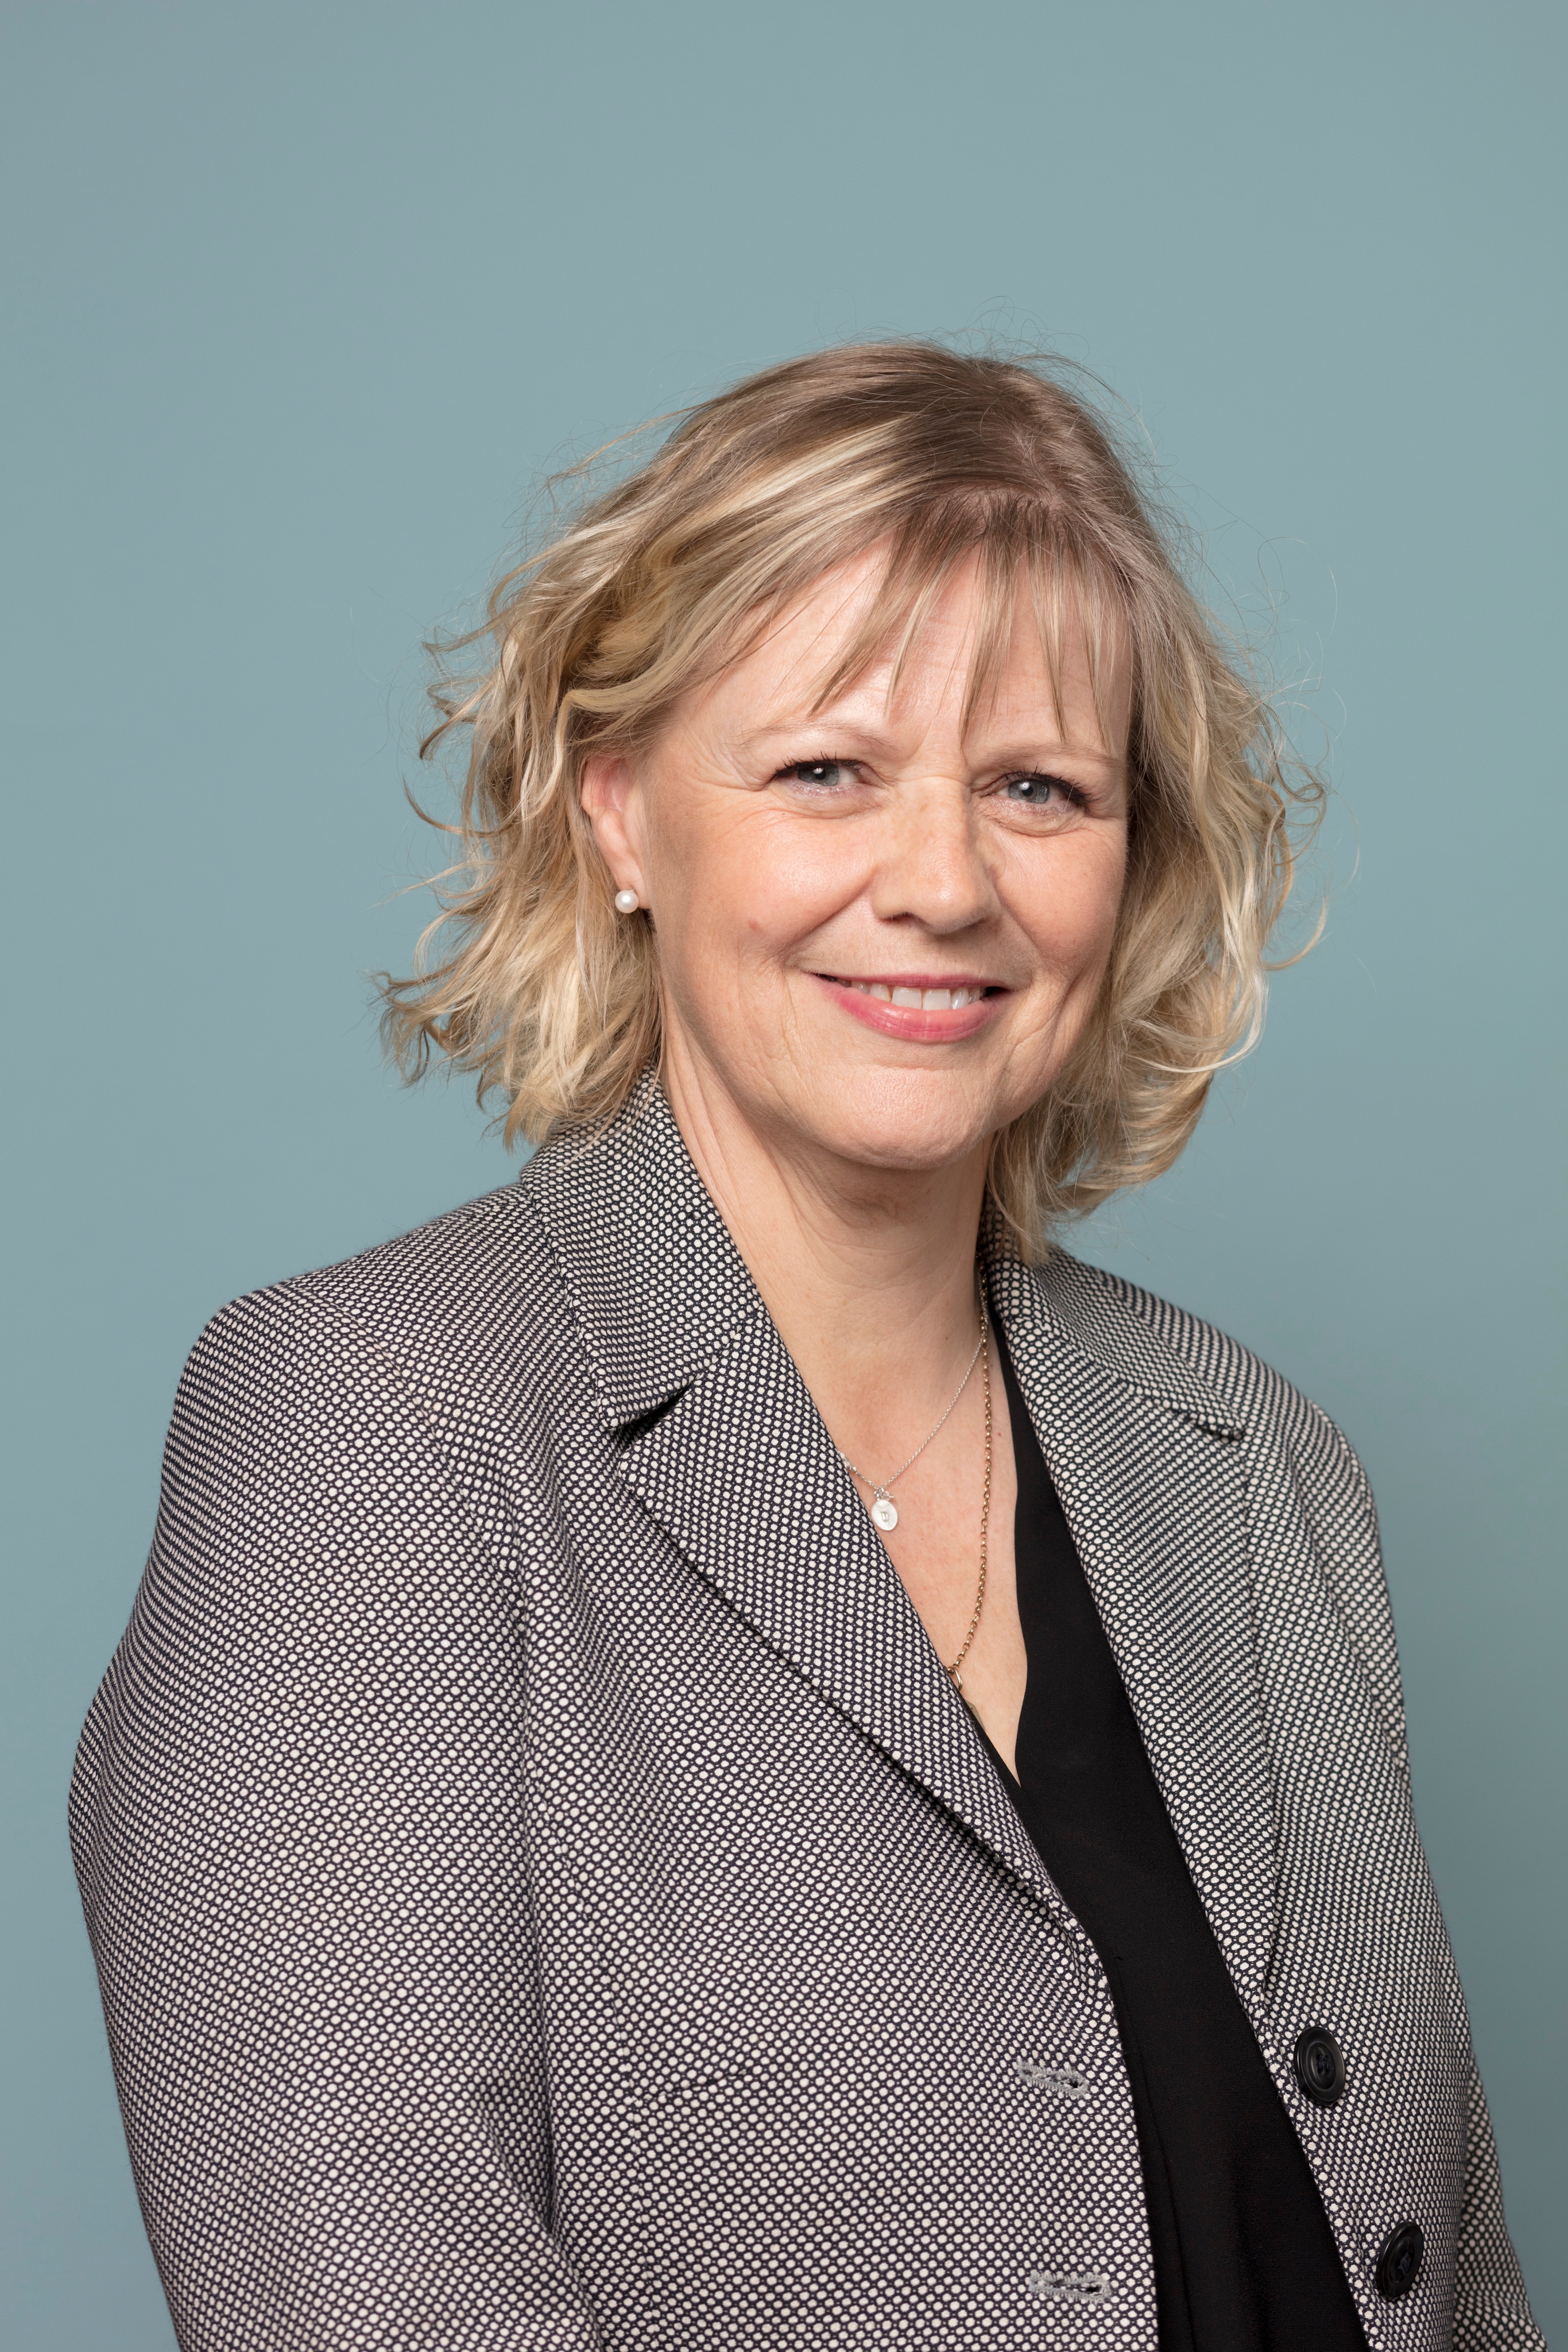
[[797, 501, 1135, 757]]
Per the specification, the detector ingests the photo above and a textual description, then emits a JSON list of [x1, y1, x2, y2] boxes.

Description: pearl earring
[[614, 888, 641, 914]]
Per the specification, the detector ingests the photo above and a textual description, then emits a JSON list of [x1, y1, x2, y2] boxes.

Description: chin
[[791, 1063, 1015, 1175]]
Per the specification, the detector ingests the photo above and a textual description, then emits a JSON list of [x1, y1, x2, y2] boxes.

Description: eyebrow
[[742, 715, 1125, 772]]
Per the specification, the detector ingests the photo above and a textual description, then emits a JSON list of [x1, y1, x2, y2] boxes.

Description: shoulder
[[180, 1174, 580, 1441]]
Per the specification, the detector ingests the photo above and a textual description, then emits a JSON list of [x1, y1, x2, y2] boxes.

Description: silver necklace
[[837, 1303, 988, 1533]]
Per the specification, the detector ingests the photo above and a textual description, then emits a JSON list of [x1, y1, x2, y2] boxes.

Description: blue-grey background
[[3, 3, 1562, 2342]]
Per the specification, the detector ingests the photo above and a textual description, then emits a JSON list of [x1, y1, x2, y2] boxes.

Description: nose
[[868, 774, 1000, 935]]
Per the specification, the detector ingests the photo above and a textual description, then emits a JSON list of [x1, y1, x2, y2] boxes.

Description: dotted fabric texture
[[72, 1073, 1543, 2351]]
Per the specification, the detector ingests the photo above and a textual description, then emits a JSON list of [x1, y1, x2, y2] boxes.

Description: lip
[[811, 971, 1009, 1045]]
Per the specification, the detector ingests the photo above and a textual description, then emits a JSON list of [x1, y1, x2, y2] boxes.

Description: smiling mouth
[[824, 976, 1000, 1009]]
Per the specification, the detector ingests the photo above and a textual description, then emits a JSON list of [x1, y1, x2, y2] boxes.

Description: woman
[[72, 345, 1541, 2350]]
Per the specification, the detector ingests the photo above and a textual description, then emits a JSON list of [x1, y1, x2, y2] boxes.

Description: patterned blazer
[[72, 1073, 1542, 2351]]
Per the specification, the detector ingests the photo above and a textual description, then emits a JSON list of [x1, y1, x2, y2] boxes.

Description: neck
[[659, 1037, 989, 1411]]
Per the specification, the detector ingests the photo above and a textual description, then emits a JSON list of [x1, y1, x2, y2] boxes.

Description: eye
[[1002, 771, 1086, 808], [774, 758, 854, 790]]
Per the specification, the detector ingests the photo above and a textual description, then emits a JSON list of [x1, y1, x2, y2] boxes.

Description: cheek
[[1015, 830, 1129, 982], [657, 804, 856, 966]]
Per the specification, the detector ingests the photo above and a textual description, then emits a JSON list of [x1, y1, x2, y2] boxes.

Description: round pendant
[[870, 1495, 899, 1532]]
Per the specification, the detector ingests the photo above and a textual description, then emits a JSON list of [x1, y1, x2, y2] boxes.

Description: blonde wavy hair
[[382, 341, 1321, 1250]]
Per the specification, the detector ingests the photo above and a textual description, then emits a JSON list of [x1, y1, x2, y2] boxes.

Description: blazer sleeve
[[1300, 1415, 1544, 2348], [1455, 2055, 1547, 2350], [69, 1284, 601, 2352]]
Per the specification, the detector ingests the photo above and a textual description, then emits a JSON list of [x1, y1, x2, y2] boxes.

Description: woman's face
[[583, 546, 1132, 1181]]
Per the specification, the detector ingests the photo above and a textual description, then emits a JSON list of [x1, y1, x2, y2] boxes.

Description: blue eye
[[1006, 772, 1065, 804], [778, 759, 849, 788]]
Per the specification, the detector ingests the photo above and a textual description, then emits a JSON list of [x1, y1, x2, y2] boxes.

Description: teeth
[[845, 980, 985, 1009]]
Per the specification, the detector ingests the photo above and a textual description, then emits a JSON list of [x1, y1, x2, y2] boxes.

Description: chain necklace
[[837, 1303, 993, 1691], [945, 1313, 992, 1689]]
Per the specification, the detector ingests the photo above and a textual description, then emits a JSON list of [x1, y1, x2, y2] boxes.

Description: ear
[[580, 752, 648, 904]]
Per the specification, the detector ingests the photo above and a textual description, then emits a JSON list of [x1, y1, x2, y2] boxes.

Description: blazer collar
[[1017, 1249, 1246, 1440], [523, 1067, 1246, 1441], [522, 1066, 766, 1429]]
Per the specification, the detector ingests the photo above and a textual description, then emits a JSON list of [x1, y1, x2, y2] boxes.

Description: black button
[[1375, 2222, 1424, 2300], [1293, 2025, 1346, 2107]]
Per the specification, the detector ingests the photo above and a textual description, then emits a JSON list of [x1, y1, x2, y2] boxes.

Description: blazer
[[72, 1070, 1542, 2351]]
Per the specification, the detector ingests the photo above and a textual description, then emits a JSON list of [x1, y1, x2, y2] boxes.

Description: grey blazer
[[72, 1073, 1542, 2350]]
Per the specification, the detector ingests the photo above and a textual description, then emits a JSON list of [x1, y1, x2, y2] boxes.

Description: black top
[[988, 1337, 1367, 2351]]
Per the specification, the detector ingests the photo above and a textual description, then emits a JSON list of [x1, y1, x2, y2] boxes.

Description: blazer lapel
[[616, 1309, 1058, 1906], [993, 1252, 1278, 2002], [524, 1075, 1058, 1909]]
